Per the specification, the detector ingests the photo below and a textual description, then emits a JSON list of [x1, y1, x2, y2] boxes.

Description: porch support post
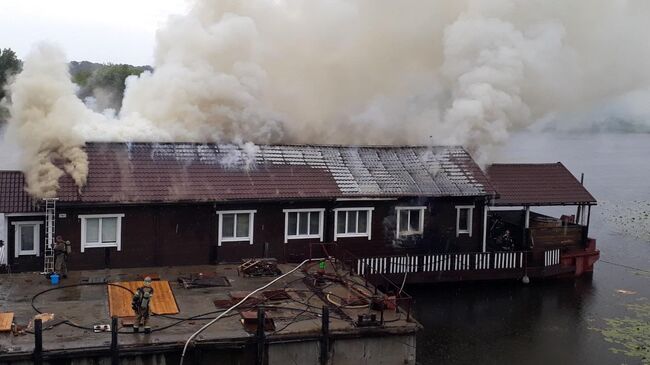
[[482, 204, 488, 252], [524, 206, 530, 229]]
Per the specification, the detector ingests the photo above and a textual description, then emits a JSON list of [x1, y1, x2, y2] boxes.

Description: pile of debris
[[177, 272, 230, 289], [238, 258, 282, 277]]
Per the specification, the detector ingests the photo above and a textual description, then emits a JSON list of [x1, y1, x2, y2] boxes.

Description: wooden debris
[[239, 258, 281, 277], [0, 312, 14, 332]]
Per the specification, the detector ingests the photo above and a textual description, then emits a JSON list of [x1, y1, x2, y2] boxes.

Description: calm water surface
[[413, 132, 650, 365]]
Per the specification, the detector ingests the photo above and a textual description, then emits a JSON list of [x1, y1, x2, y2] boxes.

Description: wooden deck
[[107, 281, 179, 318]]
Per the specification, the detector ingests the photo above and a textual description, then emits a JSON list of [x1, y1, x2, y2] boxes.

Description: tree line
[[0, 48, 151, 122]]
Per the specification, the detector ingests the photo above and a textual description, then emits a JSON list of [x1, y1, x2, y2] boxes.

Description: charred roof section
[[55, 143, 494, 204], [0, 171, 40, 213], [486, 163, 597, 206]]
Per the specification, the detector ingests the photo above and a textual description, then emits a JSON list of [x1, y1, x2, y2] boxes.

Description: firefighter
[[53, 236, 71, 278], [132, 277, 154, 333]]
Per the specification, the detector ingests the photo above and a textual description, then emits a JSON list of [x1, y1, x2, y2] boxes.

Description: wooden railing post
[[34, 318, 43, 365], [256, 308, 266, 365], [320, 306, 330, 365], [111, 316, 119, 365]]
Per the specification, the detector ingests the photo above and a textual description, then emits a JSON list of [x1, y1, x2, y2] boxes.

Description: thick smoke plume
[[3, 0, 650, 197]]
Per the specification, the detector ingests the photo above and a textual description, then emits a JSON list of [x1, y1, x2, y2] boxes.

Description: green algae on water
[[591, 303, 650, 364]]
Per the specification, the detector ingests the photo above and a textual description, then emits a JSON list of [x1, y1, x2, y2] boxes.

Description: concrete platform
[[0, 261, 418, 364]]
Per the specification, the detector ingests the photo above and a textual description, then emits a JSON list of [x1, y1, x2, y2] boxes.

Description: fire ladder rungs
[[42, 198, 58, 275]]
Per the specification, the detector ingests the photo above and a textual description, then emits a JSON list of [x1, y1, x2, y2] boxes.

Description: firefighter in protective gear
[[53, 236, 71, 278], [132, 277, 154, 333]]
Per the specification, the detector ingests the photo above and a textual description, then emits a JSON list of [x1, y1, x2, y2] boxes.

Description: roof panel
[[0, 171, 40, 213], [486, 163, 596, 206], [47, 142, 494, 204]]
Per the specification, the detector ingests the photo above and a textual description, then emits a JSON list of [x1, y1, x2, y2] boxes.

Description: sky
[[0, 0, 188, 65]]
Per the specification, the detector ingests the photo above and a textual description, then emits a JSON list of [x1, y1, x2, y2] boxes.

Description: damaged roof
[[0, 171, 40, 213], [55, 142, 494, 204], [486, 163, 597, 206]]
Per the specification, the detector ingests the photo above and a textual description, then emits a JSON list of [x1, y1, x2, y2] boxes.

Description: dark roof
[[486, 163, 596, 206], [55, 143, 494, 204], [0, 171, 40, 213]]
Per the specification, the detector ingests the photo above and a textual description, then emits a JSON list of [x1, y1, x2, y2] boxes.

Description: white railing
[[494, 252, 524, 269], [423, 254, 452, 272], [475, 252, 490, 270], [545, 249, 561, 266], [454, 254, 471, 271], [355, 250, 536, 275]]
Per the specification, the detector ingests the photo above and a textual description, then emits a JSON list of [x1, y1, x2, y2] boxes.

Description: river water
[[412, 132, 650, 365]]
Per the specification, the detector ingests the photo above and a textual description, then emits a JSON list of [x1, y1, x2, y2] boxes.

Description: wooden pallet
[[107, 281, 179, 318], [0, 313, 13, 332]]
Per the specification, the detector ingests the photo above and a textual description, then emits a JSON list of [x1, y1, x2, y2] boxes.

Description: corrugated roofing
[[54, 143, 494, 204], [486, 163, 597, 206], [0, 171, 40, 213]]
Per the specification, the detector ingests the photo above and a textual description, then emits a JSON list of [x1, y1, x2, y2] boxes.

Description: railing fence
[[354, 250, 561, 275]]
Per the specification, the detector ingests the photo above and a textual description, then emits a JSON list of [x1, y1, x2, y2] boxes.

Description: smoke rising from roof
[[2, 0, 650, 197]]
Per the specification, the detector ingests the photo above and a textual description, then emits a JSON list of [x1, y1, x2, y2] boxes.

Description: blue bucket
[[50, 273, 60, 285]]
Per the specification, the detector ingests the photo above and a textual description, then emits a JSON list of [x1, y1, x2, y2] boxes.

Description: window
[[217, 210, 256, 245], [395, 206, 426, 238], [456, 206, 474, 237], [12, 221, 42, 257], [79, 214, 124, 252], [333, 208, 374, 241], [283, 209, 325, 243]]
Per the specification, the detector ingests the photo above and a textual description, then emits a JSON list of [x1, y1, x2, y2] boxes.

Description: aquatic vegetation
[[600, 200, 650, 243], [592, 303, 650, 364]]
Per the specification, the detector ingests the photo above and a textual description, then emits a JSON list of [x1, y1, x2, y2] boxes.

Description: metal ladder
[[42, 198, 58, 275]]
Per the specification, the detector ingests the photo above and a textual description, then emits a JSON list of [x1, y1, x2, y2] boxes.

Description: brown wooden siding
[[56, 205, 214, 270], [17, 195, 489, 271], [6, 215, 46, 272]]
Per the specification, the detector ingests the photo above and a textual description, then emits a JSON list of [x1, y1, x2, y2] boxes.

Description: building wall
[[5, 214, 46, 272], [55, 204, 214, 270], [28, 195, 488, 271]]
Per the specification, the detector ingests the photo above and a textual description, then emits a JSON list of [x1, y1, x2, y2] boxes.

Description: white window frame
[[395, 206, 426, 238], [283, 208, 325, 243], [333, 207, 374, 241], [217, 210, 256, 246], [12, 221, 42, 257], [79, 214, 125, 252], [456, 205, 474, 237]]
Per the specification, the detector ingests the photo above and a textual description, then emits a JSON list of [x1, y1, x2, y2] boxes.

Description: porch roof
[[486, 163, 596, 206], [54, 142, 495, 204], [0, 171, 40, 213]]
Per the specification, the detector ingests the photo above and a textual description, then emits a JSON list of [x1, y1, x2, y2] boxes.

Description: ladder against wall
[[42, 198, 58, 275]]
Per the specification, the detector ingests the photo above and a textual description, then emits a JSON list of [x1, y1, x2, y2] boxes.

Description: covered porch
[[341, 162, 600, 284]]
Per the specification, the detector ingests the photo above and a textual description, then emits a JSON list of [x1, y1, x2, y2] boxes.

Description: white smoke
[[3, 0, 650, 197]]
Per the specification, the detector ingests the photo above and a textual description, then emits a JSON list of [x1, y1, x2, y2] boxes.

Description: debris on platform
[[261, 289, 291, 301], [0, 313, 14, 332], [240, 310, 275, 333], [177, 273, 230, 289], [27, 313, 54, 331], [238, 258, 282, 277]]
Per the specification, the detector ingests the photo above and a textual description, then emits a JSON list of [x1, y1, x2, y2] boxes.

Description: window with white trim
[[395, 206, 426, 238], [12, 221, 42, 257], [334, 208, 373, 241], [456, 206, 474, 237], [217, 210, 256, 245], [283, 209, 324, 243], [80, 214, 124, 252]]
